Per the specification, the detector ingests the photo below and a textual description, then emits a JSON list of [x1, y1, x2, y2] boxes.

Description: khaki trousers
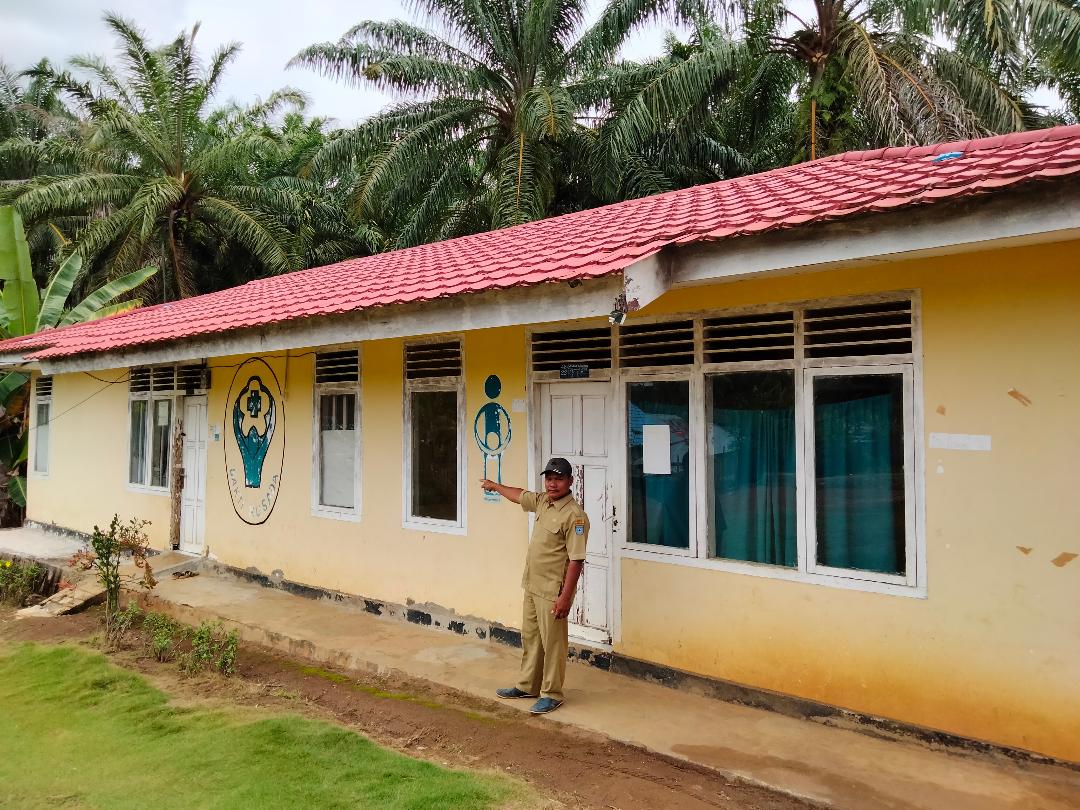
[[515, 591, 568, 701]]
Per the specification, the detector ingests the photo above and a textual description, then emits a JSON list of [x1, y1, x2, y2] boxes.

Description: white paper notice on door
[[642, 424, 671, 474]]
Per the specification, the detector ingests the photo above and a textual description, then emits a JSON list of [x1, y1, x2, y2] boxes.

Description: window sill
[[126, 484, 171, 498], [311, 506, 361, 523], [29, 471, 49, 480], [402, 518, 467, 537], [619, 547, 926, 599]]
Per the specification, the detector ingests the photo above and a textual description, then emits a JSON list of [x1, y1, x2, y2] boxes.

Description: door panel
[[180, 397, 207, 553], [540, 382, 614, 644]]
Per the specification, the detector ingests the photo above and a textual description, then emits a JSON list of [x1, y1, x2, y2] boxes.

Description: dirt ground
[[0, 606, 814, 810]]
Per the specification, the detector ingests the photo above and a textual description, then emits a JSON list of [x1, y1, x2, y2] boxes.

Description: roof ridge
[[816, 124, 1080, 164]]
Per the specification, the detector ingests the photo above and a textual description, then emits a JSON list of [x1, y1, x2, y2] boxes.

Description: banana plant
[[0, 205, 157, 514]]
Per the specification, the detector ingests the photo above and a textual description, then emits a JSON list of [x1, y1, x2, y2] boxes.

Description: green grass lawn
[[0, 643, 524, 809]]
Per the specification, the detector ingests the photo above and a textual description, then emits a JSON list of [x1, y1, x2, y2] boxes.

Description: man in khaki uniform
[[480, 457, 589, 714]]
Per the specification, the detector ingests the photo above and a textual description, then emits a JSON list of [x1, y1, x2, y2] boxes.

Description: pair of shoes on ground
[[495, 687, 563, 714]]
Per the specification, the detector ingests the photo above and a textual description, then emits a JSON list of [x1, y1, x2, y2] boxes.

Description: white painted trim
[[673, 181, 1080, 289], [402, 336, 467, 535], [310, 384, 363, 522], [179, 395, 208, 554], [619, 548, 927, 599], [310, 348, 363, 522], [803, 364, 919, 588], [29, 387, 51, 479], [126, 391, 178, 493]]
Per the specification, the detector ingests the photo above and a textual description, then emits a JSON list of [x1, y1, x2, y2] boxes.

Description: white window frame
[[803, 364, 917, 587], [127, 378, 176, 496], [622, 369, 699, 559], [31, 377, 51, 478], [532, 291, 926, 598], [402, 340, 467, 535], [311, 378, 362, 522]]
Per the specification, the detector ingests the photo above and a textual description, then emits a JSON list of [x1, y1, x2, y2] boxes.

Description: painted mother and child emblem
[[225, 358, 285, 525], [475, 374, 512, 502]]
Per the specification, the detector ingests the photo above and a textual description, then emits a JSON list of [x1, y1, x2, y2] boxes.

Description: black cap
[[541, 457, 573, 478]]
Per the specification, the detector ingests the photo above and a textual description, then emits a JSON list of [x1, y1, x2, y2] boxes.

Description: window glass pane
[[709, 372, 796, 566], [813, 374, 906, 574], [34, 402, 50, 474], [410, 389, 458, 521], [129, 400, 148, 485], [319, 392, 356, 508], [149, 398, 172, 488], [627, 380, 690, 548]]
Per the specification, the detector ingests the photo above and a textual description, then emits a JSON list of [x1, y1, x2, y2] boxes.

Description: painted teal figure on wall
[[474, 375, 511, 502], [233, 376, 277, 487]]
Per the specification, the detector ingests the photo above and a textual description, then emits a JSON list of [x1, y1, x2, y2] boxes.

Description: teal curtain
[[713, 416, 796, 566], [711, 372, 796, 566], [628, 382, 690, 549], [814, 377, 905, 575]]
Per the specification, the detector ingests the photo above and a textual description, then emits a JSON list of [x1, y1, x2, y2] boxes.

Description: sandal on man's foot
[[496, 687, 537, 699], [529, 697, 564, 714]]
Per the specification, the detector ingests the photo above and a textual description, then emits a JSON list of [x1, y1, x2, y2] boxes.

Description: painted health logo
[[225, 358, 285, 524]]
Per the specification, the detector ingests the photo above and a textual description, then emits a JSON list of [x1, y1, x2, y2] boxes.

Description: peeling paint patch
[[474, 627, 487, 640], [406, 609, 432, 626], [936, 405, 946, 415], [1016, 546, 1033, 555], [489, 626, 522, 648], [448, 620, 467, 635], [363, 600, 383, 616], [1007, 388, 1032, 406], [1051, 552, 1077, 568]]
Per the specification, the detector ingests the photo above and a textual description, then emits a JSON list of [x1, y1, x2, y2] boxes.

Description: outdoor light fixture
[[608, 310, 626, 325]]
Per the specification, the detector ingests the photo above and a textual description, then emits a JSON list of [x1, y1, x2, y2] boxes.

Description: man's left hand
[[551, 595, 573, 620]]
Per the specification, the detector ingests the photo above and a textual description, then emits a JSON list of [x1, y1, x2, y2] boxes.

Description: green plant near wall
[[0, 558, 42, 605], [0, 206, 158, 523], [70, 515, 157, 641]]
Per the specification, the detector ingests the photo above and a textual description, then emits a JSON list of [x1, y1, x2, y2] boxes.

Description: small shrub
[[0, 559, 42, 606], [179, 620, 239, 677], [109, 602, 143, 647], [70, 515, 156, 636], [142, 611, 180, 662]]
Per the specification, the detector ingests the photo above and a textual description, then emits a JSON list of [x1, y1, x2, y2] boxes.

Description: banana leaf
[[60, 265, 156, 327], [0, 207, 40, 337], [0, 371, 28, 404], [37, 251, 84, 330], [8, 475, 25, 508]]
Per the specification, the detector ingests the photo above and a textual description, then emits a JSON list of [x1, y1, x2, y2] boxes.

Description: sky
[[1, 0, 791, 126], [2, 0, 1058, 124]]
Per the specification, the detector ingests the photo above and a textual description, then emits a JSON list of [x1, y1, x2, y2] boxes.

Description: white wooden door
[[180, 396, 208, 554], [540, 382, 613, 646]]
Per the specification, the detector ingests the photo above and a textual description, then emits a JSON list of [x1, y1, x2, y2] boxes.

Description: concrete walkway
[[125, 567, 1080, 810]]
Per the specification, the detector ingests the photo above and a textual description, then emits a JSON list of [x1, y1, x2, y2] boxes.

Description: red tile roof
[[5, 125, 1080, 362]]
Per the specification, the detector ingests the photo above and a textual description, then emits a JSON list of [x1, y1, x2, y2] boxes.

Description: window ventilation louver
[[405, 341, 462, 379], [803, 300, 913, 359], [35, 376, 53, 398], [703, 311, 795, 363], [316, 350, 360, 384], [531, 328, 612, 372], [177, 364, 209, 394], [130, 367, 152, 394], [618, 320, 695, 368], [151, 366, 176, 393]]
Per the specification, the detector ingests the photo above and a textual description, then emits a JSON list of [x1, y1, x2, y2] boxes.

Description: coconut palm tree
[[290, 0, 704, 249], [0, 14, 315, 300]]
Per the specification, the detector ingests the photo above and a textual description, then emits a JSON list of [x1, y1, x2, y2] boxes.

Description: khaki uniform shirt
[[520, 491, 590, 600]]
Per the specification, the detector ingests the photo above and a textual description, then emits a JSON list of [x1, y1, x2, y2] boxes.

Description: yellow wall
[[620, 239, 1080, 763], [27, 238, 1080, 762], [27, 370, 173, 542]]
